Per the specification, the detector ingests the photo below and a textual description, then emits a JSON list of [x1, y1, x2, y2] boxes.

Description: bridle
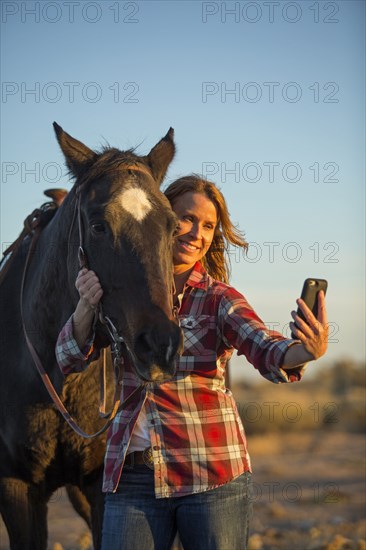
[[20, 164, 176, 439], [73, 162, 176, 334], [72, 181, 132, 422], [18, 200, 139, 439], [72, 162, 176, 386]]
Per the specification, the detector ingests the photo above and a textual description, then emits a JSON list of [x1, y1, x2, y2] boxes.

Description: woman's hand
[[72, 269, 103, 349], [290, 290, 328, 360], [75, 268, 103, 312]]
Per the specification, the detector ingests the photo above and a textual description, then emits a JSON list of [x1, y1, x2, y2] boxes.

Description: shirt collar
[[185, 262, 210, 291]]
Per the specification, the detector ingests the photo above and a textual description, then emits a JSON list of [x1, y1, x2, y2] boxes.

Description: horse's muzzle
[[133, 320, 183, 382]]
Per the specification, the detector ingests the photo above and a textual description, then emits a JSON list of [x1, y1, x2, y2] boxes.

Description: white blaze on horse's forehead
[[118, 187, 152, 222]]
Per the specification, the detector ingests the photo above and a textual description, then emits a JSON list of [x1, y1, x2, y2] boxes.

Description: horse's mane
[[0, 201, 60, 286], [70, 147, 149, 188]]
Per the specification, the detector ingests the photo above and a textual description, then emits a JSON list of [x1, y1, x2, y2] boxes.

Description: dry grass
[[232, 359, 365, 436]]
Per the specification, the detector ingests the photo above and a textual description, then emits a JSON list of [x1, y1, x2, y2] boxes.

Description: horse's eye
[[167, 214, 179, 235], [91, 223, 106, 234]]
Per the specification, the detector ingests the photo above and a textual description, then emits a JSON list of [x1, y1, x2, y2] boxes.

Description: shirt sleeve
[[218, 287, 306, 383], [55, 315, 100, 375]]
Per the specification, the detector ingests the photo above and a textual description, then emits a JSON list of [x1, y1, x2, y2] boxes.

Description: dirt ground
[[0, 431, 365, 550]]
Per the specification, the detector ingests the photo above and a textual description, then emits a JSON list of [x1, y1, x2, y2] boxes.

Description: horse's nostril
[[134, 322, 181, 377], [166, 332, 182, 364], [137, 331, 152, 355]]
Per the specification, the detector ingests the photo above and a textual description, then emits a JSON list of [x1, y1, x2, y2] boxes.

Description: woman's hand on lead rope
[[283, 291, 328, 369], [72, 268, 103, 350]]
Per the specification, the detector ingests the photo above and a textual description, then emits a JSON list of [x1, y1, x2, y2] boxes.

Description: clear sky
[[1, 0, 365, 381]]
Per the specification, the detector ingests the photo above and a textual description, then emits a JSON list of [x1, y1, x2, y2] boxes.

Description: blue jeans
[[101, 464, 252, 550]]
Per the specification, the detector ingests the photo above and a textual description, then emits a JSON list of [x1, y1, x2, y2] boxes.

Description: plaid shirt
[[56, 262, 303, 497]]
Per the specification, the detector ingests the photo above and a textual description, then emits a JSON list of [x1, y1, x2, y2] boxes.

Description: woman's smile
[[177, 239, 201, 253]]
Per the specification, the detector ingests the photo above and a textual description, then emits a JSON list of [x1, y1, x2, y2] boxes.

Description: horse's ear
[[145, 128, 175, 186], [53, 122, 97, 178]]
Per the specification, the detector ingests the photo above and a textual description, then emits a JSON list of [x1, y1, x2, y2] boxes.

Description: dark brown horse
[[0, 123, 182, 549]]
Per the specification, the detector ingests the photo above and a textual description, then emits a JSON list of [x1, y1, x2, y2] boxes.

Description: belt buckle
[[142, 447, 154, 470]]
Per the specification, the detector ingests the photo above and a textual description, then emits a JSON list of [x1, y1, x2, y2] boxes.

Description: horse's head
[[54, 123, 183, 383]]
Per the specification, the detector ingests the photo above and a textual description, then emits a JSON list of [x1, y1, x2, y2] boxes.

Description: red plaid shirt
[[56, 262, 303, 497]]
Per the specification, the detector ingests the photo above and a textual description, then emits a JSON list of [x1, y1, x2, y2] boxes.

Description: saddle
[[0, 188, 68, 285]]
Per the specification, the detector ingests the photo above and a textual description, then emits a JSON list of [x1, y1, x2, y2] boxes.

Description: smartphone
[[291, 278, 328, 338]]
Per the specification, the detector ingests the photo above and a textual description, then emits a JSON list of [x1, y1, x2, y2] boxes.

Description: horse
[[0, 123, 183, 550]]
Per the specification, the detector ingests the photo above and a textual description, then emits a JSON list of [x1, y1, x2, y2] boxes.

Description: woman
[[56, 175, 328, 550]]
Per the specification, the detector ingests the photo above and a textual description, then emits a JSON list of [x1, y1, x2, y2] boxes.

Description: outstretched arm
[[283, 290, 328, 369]]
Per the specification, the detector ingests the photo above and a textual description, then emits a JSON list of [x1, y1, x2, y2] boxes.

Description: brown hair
[[164, 175, 248, 283]]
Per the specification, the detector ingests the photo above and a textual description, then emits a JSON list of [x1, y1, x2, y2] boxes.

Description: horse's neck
[[23, 206, 77, 334]]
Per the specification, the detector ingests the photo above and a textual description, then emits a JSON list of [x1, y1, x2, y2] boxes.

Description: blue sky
[[1, 0, 365, 381]]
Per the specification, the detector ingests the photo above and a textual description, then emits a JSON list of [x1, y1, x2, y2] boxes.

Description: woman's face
[[172, 191, 218, 272]]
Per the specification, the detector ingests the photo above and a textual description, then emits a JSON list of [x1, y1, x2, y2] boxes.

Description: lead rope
[[96, 310, 129, 419], [75, 189, 109, 417], [75, 188, 134, 419], [21, 166, 175, 439], [19, 194, 143, 439], [20, 242, 142, 438], [20, 231, 143, 438]]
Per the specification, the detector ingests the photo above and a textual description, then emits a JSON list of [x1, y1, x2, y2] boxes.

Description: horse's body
[[0, 124, 181, 549]]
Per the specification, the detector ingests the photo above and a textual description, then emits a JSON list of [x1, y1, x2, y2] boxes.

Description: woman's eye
[[91, 223, 106, 234]]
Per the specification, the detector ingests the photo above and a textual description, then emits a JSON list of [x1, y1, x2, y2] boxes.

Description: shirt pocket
[[179, 315, 215, 356]]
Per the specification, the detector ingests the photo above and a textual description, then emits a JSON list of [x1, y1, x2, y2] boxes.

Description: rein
[[72, 164, 158, 417], [18, 163, 176, 438], [19, 213, 141, 439], [19, 165, 154, 439]]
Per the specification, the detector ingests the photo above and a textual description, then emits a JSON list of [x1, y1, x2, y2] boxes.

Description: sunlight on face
[[172, 192, 218, 272]]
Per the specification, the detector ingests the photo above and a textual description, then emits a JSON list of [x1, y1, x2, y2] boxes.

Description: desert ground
[[1, 360, 365, 549]]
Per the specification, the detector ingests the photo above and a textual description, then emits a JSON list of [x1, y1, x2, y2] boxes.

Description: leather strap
[[17, 183, 142, 438], [19, 223, 143, 438], [17, 163, 172, 440]]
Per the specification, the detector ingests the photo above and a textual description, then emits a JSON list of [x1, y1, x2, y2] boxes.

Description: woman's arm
[[219, 287, 303, 383], [283, 290, 328, 369], [219, 284, 328, 383], [55, 269, 103, 375]]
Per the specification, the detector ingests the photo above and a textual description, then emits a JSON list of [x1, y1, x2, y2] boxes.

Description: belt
[[124, 447, 154, 470]]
